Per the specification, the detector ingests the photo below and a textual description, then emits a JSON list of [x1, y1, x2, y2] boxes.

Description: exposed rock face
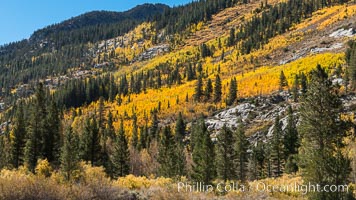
[[329, 28, 355, 38], [132, 44, 169, 62], [206, 103, 255, 131], [205, 92, 356, 147]]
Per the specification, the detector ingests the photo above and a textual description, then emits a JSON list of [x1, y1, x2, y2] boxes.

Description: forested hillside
[[0, 0, 356, 199]]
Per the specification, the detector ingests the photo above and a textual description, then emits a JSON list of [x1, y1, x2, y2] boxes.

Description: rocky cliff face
[[205, 91, 356, 147]]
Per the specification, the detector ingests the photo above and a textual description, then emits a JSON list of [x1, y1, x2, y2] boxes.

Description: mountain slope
[[30, 3, 169, 43], [0, 1, 356, 199]]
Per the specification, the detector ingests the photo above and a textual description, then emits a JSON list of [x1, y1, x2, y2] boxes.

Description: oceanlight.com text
[[177, 182, 349, 195]]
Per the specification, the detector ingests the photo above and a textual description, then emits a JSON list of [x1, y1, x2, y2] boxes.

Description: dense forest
[[0, 0, 356, 199], [0, 42, 355, 199]]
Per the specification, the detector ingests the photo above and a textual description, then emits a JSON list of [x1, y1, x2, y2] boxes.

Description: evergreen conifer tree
[[299, 65, 352, 200], [279, 71, 288, 91], [194, 75, 203, 101], [191, 118, 216, 184], [227, 78, 237, 106], [205, 78, 213, 100], [175, 112, 186, 143], [214, 75, 222, 103], [11, 102, 26, 168], [270, 115, 284, 177], [216, 124, 235, 181], [111, 120, 130, 178], [60, 126, 79, 181], [234, 123, 250, 182]]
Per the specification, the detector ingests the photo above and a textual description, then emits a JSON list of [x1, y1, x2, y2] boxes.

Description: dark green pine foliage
[[80, 116, 101, 166], [270, 115, 284, 177], [186, 64, 195, 81], [283, 106, 299, 159], [60, 126, 79, 181], [175, 112, 186, 142], [131, 113, 139, 149], [102, 111, 115, 177], [300, 72, 308, 94], [216, 124, 235, 182], [25, 83, 47, 172], [11, 102, 27, 168], [227, 78, 237, 106], [157, 126, 176, 177], [194, 75, 203, 101], [111, 120, 130, 178], [214, 75, 222, 103], [227, 27, 235, 47], [291, 75, 299, 102], [0, 136, 7, 169], [105, 111, 115, 139], [200, 43, 211, 58], [98, 97, 105, 129], [279, 71, 288, 91], [249, 142, 266, 180], [149, 110, 159, 141], [0, 127, 12, 169], [299, 65, 352, 200], [234, 123, 250, 182], [138, 124, 148, 150], [191, 118, 215, 184], [45, 99, 61, 164], [263, 143, 272, 178], [205, 78, 213, 100], [175, 140, 187, 177], [346, 40, 356, 89]]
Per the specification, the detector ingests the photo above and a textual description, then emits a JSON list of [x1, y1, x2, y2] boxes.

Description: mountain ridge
[[29, 3, 169, 43]]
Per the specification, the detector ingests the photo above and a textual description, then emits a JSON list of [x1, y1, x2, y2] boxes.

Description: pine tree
[[138, 124, 148, 150], [283, 106, 298, 159], [186, 64, 194, 81], [205, 78, 213, 100], [80, 116, 101, 166], [347, 41, 356, 89], [25, 83, 47, 172], [11, 102, 26, 168], [175, 112, 186, 142], [270, 115, 283, 177], [24, 127, 40, 172], [344, 68, 350, 93], [249, 141, 265, 180], [158, 126, 176, 177], [227, 78, 237, 106], [234, 123, 250, 182], [191, 118, 215, 184], [194, 75, 203, 101], [0, 136, 7, 169], [174, 142, 187, 177], [300, 72, 307, 94], [216, 124, 235, 181], [214, 75, 222, 103], [291, 75, 299, 102], [98, 96, 105, 129], [60, 126, 79, 181], [111, 120, 130, 178], [131, 113, 139, 149], [227, 28, 235, 46], [44, 100, 61, 164], [299, 65, 351, 200], [149, 110, 159, 140], [102, 111, 115, 177], [0, 134, 12, 169], [279, 71, 288, 91], [105, 111, 115, 139]]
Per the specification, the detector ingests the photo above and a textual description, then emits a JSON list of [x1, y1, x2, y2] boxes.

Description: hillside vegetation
[[0, 0, 356, 199]]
